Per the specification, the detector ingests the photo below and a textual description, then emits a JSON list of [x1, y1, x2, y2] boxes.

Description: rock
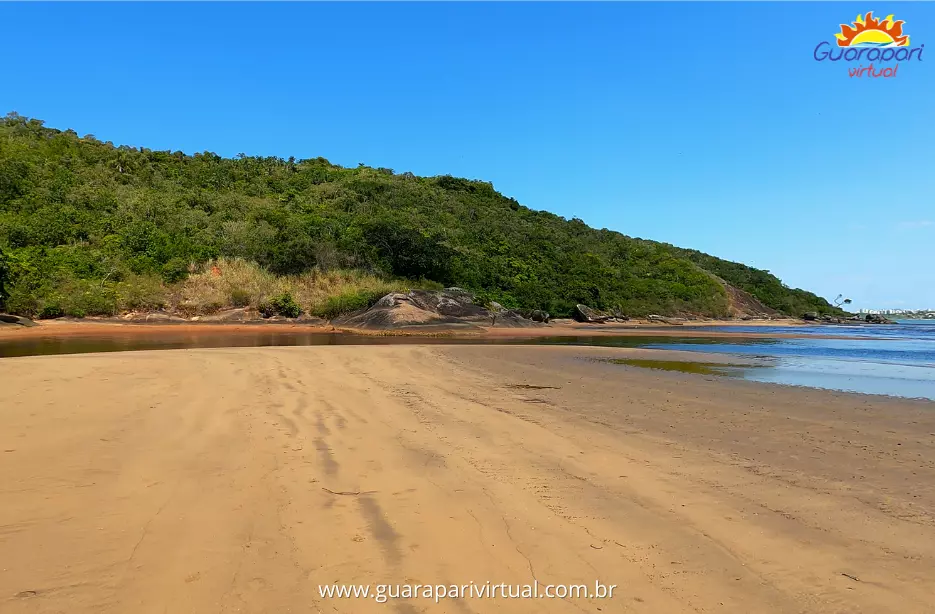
[[574, 304, 612, 323], [488, 301, 504, 313], [296, 313, 327, 326], [334, 289, 543, 330], [120, 312, 188, 323], [647, 314, 683, 325], [408, 289, 489, 319], [143, 312, 188, 323], [198, 308, 254, 323], [514, 309, 550, 323], [334, 291, 479, 330], [374, 293, 409, 308], [0, 313, 37, 327], [490, 310, 542, 328], [803, 312, 819, 321], [865, 313, 896, 324]]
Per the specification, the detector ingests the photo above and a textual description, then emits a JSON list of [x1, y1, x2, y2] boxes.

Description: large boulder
[[0, 313, 37, 327], [573, 304, 612, 323], [490, 309, 543, 328], [514, 309, 550, 323], [407, 289, 489, 319], [803, 312, 819, 321], [136, 312, 188, 324], [334, 289, 545, 330], [334, 291, 480, 330], [193, 308, 255, 323], [647, 314, 684, 325]]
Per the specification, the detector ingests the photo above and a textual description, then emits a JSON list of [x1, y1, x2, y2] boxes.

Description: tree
[[0, 246, 9, 311], [833, 294, 852, 308]]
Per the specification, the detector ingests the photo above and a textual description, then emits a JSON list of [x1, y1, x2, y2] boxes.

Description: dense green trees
[[0, 245, 9, 309], [0, 113, 842, 318]]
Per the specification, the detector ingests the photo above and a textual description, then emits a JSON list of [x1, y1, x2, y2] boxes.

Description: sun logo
[[836, 12, 910, 47]]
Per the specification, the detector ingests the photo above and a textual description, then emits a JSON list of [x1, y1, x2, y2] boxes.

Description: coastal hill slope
[[0, 113, 841, 319]]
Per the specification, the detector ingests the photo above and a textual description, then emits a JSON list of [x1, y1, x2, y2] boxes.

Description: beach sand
[[1, 345, 933, 613]]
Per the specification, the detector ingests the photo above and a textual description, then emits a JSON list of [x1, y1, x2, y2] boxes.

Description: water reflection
[[0, 331, 476, 358]]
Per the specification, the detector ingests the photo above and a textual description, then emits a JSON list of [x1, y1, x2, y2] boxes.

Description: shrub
[[161, 257, 189, 283], [272, 292, 302, 318], [229, 288, 252, 308], [176, 258, 285, 315], [260, 292, 302, 318], [66, 284, 117, 317], [311, 288, 385, 320], [473, 291, 493, 308], [116, 274, 167, 312], [38, 304, 65, 319]]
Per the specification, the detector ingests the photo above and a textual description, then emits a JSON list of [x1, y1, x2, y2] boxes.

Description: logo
[[836, 12, 909, 47], [814, 12, 924, 78]]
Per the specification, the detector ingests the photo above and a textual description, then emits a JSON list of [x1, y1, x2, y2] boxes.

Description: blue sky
[[1, 2, 932, 310]]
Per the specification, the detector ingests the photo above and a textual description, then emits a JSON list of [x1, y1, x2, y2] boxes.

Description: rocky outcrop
[[574, 304, 611, 323], [334, 288, 544, 330], [0, 313, 37, 327], [573, 304, 628, 324], [515, 309, 550, 323], [802, 312, 894, 325], [191, 308, 255, 323], [647, 314, 684, 325], [120, 312, 189, 324]]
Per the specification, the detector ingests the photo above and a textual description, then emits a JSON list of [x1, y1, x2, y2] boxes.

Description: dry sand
[[1, 345, 933, 613]]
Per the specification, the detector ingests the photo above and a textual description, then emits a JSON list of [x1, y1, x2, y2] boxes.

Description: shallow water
[[634, 328, 935, 401], [510, 325, 935, 400]]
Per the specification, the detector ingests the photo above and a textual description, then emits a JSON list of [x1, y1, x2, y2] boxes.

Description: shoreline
[[0, 316, 879, 343]]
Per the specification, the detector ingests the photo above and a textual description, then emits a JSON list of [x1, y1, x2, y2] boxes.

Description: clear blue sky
[[2, 2, 932, 310]]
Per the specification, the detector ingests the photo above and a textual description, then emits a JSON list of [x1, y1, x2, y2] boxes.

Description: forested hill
[[0, 114, 841, 319]]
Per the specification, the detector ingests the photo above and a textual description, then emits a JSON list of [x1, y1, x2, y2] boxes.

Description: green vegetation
[[665, 247, 846, 318], [0, 113, 842, 319], [0, 245, 9, 310], [259, 292, 302, 319], [607, 358, 761, 376]]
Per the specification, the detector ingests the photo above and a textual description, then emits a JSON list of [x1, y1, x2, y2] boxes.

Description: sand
[[1, 345, 933, 613]]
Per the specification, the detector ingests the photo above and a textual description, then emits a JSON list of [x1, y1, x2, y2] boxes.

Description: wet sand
[[2, 345, 933, 613]]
